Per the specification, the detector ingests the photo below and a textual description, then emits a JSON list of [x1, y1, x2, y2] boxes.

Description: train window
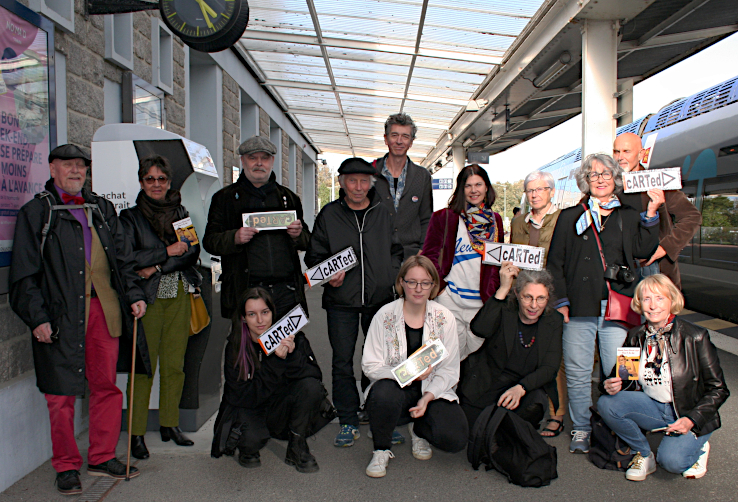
[[700, 192, 738, 266], [719, 144, 738, 157]]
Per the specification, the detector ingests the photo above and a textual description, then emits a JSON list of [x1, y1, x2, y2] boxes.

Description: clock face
[[161, 0, 238, 40]]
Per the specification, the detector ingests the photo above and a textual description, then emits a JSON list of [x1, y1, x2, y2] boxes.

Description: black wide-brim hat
[[48, 144, 92, 166], [337, 157, 375, 175]]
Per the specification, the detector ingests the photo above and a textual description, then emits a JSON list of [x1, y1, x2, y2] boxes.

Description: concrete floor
[[2, 287, 738, 501]]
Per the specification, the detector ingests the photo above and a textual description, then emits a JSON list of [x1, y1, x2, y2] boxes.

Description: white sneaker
[[408, 422, 432, 460], [625, 452, 657, 481], [366, 450, 394, 478], [683, 441, 710, 479]]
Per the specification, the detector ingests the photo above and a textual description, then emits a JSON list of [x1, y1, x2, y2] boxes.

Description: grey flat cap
[[49, 144, 91, 166], [238, 136, 277, 156]]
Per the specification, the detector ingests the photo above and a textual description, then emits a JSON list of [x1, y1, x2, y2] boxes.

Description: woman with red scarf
[[421, 164, 503, 360]]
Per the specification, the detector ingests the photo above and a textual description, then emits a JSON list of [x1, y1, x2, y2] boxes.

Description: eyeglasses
[[520, 294, 549, 306], [143, 175, 169, 185], [402, 279, 434, 290], [525, 187, 552, 196], [587, 171, 613, 181]]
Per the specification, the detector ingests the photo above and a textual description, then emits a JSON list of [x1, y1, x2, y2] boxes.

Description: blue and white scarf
[[381, 157, 408, 210], [576, 196, 621, 235]]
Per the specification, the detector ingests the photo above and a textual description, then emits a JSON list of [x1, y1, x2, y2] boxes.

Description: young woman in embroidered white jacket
[[361, 256, 468, 478]]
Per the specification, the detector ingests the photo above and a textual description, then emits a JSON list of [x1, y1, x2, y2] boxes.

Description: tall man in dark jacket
[[203, 136, 310, 320], [306, 158, 403, 447], [9, 145, 148, 494], [614, 132, 702, 288], [373, 113, 433, 260]]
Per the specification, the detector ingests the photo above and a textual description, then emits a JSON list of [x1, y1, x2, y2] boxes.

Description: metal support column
[[581, 19, 619, 158], [452, 145, 465, 177], [616, 78, 634, 128]]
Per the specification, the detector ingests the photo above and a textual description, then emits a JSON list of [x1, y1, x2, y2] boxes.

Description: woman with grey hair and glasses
[[547, 153, 663, 455], [511, 169, 564, 436], [458, 263, 563, 432]]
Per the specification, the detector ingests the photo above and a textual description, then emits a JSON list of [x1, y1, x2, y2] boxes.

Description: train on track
[[530, 74, 738, 322]]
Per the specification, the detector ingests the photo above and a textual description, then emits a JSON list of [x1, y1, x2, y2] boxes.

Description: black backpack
[[588, 405, 635, 471], [468, 405, 558, 488]]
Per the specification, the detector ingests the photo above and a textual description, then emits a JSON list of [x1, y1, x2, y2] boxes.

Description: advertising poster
[[0, 5, 51, 267]]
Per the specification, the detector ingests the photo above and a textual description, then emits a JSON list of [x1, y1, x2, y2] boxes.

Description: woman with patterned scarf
[[120, 155, 202, 459], [598, 274, 729, 482], [547, 153, 662, 456], [421, 164, 504, 361]]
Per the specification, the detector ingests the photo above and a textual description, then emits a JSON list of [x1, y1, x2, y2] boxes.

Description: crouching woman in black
[[459, 263, 563, 431], [211, 287, 324, 473]]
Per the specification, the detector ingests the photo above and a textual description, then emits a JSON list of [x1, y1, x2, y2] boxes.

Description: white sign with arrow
[[304, 247, 358, 288], [483, 242, 545, 270], [257, 304, 309, 355], [623, 167, 682, 193]]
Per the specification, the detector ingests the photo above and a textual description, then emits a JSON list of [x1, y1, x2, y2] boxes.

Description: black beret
[[337, 157, 375, 175], [48, 144, 91, 166]]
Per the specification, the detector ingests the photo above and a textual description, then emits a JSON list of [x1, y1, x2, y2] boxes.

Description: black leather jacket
[[119, 203, 202, 304], [603, 318, 729, 436]]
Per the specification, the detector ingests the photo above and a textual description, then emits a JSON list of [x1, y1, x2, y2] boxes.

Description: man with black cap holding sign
[[306, 157, 403, 448], [9, 144, 148, 494], [203, 136, 310, 319]]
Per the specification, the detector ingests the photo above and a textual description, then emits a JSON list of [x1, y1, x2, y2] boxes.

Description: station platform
[[2, 288, 737, 502]]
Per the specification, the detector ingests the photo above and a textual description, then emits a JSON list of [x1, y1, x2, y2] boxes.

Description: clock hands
[[195, 0, 217, 28]]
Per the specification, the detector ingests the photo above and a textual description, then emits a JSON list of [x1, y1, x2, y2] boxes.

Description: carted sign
[[623, 168, 682, 193], [257, 304, 309, 355], [483, 242, 545, 270], [304, 247, 358, 288]]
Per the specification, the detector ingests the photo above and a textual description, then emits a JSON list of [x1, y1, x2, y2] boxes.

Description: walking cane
[[126, 316, 138, 481]]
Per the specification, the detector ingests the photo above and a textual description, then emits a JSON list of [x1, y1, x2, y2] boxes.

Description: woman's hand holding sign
[[274, 334, 296, 359]]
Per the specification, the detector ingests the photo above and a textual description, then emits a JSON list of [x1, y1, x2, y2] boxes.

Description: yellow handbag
[[189, 290, 210, 336]]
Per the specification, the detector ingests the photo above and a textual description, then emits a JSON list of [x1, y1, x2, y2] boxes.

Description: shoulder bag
[[581, 204, 641, 327]]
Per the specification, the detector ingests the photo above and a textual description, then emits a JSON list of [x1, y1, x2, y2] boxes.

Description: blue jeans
[[326, 308, 377, 427], [598, 391, 710, 473], [638, 260, 660, 280], [564, 300, 628, 431]]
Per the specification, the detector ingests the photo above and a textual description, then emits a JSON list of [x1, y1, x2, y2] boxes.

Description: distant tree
[[317, 162, 336, 210], [702, 196, 737, 228], [490, 180, 525, 220]]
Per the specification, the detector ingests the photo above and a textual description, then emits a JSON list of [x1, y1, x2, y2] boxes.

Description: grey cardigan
[[373, 154, 433, 260]]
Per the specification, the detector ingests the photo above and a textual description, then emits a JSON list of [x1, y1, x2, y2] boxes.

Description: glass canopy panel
[[291, 114, 346, 134], [238, 0, 547, 157], [274, 88, 339, 113], [306, 133, 351, 147], [413, 56, 494, 75]]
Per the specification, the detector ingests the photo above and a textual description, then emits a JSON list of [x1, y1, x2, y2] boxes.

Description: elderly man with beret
[[203, 136, 310, 320], [9, 144, 148, 494], [306, 157, 403, 448]]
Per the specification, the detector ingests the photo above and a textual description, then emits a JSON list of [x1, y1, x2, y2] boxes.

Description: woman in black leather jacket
[[598, 274, 729, 482], [120, 155, 202, 459]]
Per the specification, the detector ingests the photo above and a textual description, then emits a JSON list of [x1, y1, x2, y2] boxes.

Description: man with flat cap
[[306, 157, 403, 447], [203, 135, 310, 320], [9, 144, 149, 494]]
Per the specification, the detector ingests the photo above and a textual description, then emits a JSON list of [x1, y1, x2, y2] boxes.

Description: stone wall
[[281, 130, 289, 186], [222, 72, 240, 186], [0, 6, 190, 387], [259, 107, 270, 137], [295, 148, 303, 197]]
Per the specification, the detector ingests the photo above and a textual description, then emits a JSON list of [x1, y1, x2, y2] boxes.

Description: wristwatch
[[155, 264, 162, 273]]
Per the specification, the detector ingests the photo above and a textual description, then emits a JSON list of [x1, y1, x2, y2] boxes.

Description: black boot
[[131, 435, 150, 459], [238, 450, 261, 468], [285, 431, 319, 473], [160, 426, 194, 446]]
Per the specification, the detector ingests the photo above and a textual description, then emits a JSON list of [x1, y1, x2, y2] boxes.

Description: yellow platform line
[[695, 319, 738, 331], [678, 309, 696, 315]]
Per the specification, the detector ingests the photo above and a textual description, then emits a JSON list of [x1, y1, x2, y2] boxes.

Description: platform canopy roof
[[236, 0, 547, 163], [236, 0, 738, 167]]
